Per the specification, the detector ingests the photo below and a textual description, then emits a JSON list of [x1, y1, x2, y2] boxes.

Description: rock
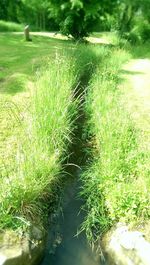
[[0, 225, 46, 265], [102, 224, 150, 265]]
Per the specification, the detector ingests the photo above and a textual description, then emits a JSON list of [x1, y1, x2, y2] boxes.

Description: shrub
[[0, 20, 23, 32]]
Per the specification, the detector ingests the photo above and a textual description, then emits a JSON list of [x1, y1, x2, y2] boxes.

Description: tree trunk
[[43, 10, 46, 31]]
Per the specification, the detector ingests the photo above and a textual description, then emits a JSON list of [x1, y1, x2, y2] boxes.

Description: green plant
[[80, 47, 150, 242], [0, 20, 23, 32], [0, 49, 78, 229]]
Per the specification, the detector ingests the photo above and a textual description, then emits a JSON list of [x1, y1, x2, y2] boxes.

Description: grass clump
[[80, 47, 150, 243], [0, 50, 77, 229], [0, 20, 23, 32]]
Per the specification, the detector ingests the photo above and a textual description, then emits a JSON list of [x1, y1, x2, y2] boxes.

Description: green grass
[[0, 33, 102, 230], [0, 33, 73, 179], [1, 31, 150, 239], [130, 42, 150, 59], [0, 20, 23, 32], [0, 33, 73, 87], [0, 52, 78, 229], [80, 46, 150, 243], [0, 33, 78, 229]]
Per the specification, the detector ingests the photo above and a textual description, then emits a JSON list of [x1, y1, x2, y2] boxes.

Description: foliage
[[0, 20, 23, 32], [0, 0, 150, 37], [117, 0, 150, 42], [80, 46, 150, 242], [21, 0, 50, 30], [0, 0, 20, 22], [0, 0, 57, 31], [48, 0, 118, 39]]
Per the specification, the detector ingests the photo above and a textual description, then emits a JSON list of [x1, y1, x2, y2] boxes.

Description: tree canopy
[[48, 0, 118, 39], [0, 0, 149, 40]]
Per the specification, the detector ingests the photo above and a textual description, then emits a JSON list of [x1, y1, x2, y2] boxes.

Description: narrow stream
[[40, 175, 103, 265], [40, 66, 106, 265]]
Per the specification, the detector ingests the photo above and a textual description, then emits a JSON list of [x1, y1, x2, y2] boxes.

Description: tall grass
[[0, 50, 78, 229], [80, 48, 150, 243], [0, 40, 106, 230], [0, 20, 23, 32]]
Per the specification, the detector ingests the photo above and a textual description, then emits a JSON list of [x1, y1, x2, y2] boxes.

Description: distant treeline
[[0, 0, 150, 40], [0, 0, 58, 31]]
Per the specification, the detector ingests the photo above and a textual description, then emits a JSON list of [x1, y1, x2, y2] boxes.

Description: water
[[40, 179, 104, 265]]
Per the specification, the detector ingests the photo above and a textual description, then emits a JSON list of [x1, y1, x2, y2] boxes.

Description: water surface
[[40, 179, 103, 265]]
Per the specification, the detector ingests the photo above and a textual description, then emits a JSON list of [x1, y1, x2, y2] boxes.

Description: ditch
[[40, 68, 106, 265]]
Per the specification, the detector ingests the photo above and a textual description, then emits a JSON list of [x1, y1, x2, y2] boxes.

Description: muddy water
[[40, 176, 105, 265]]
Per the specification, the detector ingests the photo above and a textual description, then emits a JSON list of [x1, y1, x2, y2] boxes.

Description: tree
[[0, 0, 8, 20], [21, 0, 50, 30], [118, 0, 150, 34], [0, 0, 22, 22], [48, 0, 117, 39]]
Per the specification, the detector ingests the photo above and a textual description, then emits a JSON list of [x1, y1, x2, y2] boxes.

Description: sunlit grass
[[0, 34, 71, 187], [0, 33, 78, 229], [1, 31, 150, 237], [81, 47, 150, 243], [0, 50, 79, 229]]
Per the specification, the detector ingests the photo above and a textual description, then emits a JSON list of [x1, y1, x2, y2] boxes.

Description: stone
[[0, 225, 45, 265], [102, 224, 150, 265]]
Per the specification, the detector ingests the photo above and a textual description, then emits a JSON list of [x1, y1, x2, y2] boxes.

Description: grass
[[0, 33, 78, 229], [0, 33, 73, 86], [0, 33, 73, 182], [0, 20, 23, 32], [1, 30, 150, 242], [80, 45, 150, 243], [130, 42, 150, 59], [0, 33, 103, 230], [0, 53, 78, 229]]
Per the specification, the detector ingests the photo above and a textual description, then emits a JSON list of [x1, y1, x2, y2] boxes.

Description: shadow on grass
[[120, 69, 144, 76], [0, 74, 27, 95], [118, 68, 144, 86]]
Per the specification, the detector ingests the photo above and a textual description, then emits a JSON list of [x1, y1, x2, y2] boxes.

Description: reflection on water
[[40, 179, 105, 265]]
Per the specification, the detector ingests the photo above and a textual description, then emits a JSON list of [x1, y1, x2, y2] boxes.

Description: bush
[[140, 20, 150, 42], [125, 31, 140, 44], [0, 20, 23, 32], [126, 18, 150, 44]]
